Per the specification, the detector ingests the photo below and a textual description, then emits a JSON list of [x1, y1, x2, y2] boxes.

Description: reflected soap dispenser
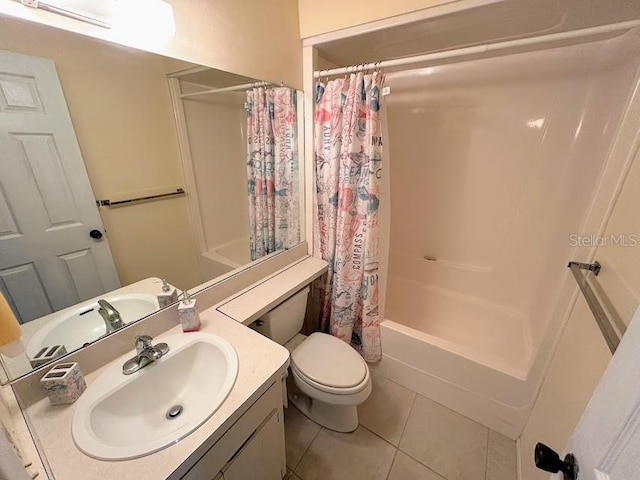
[[178, 291, 201, 332], [157, 279, 178, 308]]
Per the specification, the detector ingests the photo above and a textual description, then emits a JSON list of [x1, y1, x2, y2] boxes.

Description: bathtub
[[374, 275, 538, 439], [373, 33, 640, 439], [200, 237, 251, 280]]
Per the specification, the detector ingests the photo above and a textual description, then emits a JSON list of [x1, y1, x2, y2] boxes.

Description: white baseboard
[[516, 437, 523, 480]]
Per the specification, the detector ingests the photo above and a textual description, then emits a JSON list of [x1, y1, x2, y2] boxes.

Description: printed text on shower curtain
[[246, 87, 300, 261], [314, 72, 384, 362]]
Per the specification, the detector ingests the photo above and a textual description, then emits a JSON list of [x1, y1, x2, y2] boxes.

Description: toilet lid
[[291, 332, 367, 389]]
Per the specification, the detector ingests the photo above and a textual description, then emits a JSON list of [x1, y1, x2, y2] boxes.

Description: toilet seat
[[291, 363, 371, 397], [291, 332, 369, 395]]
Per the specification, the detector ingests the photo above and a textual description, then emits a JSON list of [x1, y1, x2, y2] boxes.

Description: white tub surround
[[201, 237, 252, 280], [374, 30, 640, 439], [21, 311, 290, 480]]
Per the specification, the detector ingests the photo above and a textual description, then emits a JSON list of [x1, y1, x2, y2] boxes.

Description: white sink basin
[[72, 332, 239, 460], [26, 294, 159, 359]]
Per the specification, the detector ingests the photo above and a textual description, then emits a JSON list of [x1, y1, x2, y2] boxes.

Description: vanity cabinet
[[179, 380, 286, 480], [221, 410, 282, 480]]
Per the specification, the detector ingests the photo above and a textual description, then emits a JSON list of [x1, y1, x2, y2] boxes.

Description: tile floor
[[284, 372, 517, 480]]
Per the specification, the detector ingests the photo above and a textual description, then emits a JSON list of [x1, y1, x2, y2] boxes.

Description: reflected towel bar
[[567, 261, 620, 354], [97, 188, 185, 207]]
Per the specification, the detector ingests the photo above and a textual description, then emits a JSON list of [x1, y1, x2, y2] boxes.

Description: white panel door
[[558, 306, 640, 480], [0, 50, 119, 323]]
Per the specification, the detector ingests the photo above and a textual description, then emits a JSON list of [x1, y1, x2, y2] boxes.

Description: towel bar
[[567, 261, 621, 354], [96, 188, 185, 207]]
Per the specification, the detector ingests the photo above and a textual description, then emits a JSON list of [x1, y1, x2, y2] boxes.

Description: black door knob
[[535, 443, 578, 480], [89, 229, 103, 240]]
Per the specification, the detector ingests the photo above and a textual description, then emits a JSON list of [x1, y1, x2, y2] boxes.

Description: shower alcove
[[306, 0, 640, 439]]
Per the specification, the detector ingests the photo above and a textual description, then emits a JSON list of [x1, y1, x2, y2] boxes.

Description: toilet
[[250, 286, 371, 433]]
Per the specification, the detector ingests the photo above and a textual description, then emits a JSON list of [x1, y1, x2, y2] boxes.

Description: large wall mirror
[[0, 15, 305, 382]]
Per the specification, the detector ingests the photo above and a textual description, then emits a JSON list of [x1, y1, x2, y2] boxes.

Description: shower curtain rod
[[313, 19, 640, 78], [179, 81, 273, 99]]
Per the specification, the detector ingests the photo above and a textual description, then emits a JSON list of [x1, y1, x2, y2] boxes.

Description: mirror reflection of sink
[[72, 332, 239, 460], [26, 294, 159, 360]]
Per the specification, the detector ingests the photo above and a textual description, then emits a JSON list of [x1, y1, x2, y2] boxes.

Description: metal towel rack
[[568, 260, 622, 354], [96, 188, 185, 207]]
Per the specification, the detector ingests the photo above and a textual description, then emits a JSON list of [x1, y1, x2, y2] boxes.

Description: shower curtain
[[314, 72, 384, 362], [246, 87, 300, 261]]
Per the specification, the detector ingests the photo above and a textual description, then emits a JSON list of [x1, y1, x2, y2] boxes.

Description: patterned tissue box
[[40, 362, 87, 405]]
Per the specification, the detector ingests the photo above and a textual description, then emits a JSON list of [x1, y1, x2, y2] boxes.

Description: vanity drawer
[[181, 381, 285, 480]]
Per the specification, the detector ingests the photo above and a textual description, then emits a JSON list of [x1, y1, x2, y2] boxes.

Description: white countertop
[[24, 308, 290, 480], [218, 256, 327, 325]]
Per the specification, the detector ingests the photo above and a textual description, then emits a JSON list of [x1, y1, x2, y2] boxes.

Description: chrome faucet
[[122, 335, 169, 375], [98, 299, 125, 333]]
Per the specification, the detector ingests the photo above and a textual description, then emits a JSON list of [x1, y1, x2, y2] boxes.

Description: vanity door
[[222, 410, 283, 480]]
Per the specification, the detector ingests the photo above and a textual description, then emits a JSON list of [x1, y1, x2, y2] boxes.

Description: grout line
[[400, 449, 450, 480], [292, 424, 322, 474], [386, 448, 399, 480], [395, 395, 450, 479], [398, 391, 418, 445], [359, 424, 397, 449], [380, 367, 493, 435], [416, 391, 489, 432]]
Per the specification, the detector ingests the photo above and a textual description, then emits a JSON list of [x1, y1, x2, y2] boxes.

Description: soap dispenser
[[157, 279, 179, 308], [178, 291, 201, 332]]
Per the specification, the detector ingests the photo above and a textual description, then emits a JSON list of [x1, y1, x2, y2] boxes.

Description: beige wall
[[298, 0, 458, 38], [594, 152, 640, 327], [520, 145, 640, 479], [519, 300, 611, 479], [0, 0, 303, 89], [0, 16, 201, 290]]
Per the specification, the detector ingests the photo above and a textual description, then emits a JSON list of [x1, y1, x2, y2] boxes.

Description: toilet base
[[287, 376, 359, 433]]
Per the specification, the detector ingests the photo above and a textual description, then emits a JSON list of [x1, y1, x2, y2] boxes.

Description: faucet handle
[[135, 335, 153, 354]]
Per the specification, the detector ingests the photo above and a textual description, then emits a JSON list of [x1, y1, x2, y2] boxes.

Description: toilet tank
[[251, 287, 309, 345]]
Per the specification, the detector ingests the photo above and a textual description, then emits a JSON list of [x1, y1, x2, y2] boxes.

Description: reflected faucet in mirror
[[97, 300, 125, 333], [0, 13, 305, 384]]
